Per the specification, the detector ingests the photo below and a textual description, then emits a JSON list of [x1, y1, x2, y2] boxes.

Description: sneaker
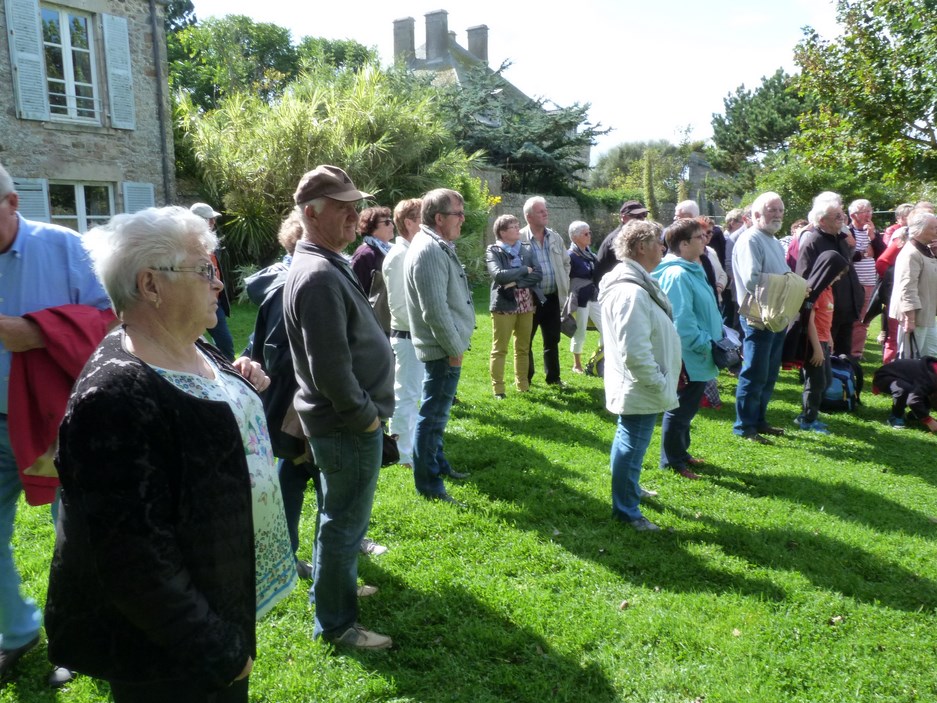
[[639, 487, 659, 499], [48, 666, 75, 689], [360, 538, 388, 556], [803, 421, 830, 435], [328, 624, 392, 650], [888, 415, 907, 429], [357, 584, 378, 598], [628, 517, 661, 532], [296, 560, 313, 580]]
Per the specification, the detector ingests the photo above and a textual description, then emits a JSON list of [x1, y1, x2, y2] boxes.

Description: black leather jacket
[[486, 242, 544, 312]]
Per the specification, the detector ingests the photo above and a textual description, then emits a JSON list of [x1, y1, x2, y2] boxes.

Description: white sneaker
[[360, 538, 388, 556], [357, 584, 378, 598], [329, 623, 392, 650]]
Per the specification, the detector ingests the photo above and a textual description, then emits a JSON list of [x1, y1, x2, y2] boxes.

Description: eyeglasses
[[442, 211, 465, 218], [153, 263, 217, 281], [379, 218, 393, 226]]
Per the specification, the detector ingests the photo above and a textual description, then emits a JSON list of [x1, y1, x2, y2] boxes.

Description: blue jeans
[[413, 357, 461, 497], [610, 413, 657, 522], [734, 317, 786, 434], [660, 380, 707, 469], [207, 307, 234, 361], [307, 427, 382, 639], [277, 457, 321, 560], [0, 416, 42, 649]]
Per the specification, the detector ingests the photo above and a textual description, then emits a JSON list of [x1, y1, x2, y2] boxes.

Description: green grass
[[5, 293, 937, 702]]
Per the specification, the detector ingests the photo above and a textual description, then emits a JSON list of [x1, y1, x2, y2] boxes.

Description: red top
[[814, 287, 835, 343]]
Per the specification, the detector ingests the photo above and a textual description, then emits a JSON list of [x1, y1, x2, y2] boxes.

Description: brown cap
[[620, 200, 648, 216], [293, 165, 373, 205]]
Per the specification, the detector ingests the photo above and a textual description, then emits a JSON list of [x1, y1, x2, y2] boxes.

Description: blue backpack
[[821, 355, 863, 412]]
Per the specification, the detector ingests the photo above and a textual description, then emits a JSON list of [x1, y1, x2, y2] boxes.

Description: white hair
[[523, 196, 546, 218], [848, 198, 872, 216], [751, 192, 782, 218], [908, 211, 937, 240], [0, 163, 14, 199], [84, 206, 217, 314], [568, 220, 590, 239], [808, 194, 842, 228], [674, 200, 700, 219]]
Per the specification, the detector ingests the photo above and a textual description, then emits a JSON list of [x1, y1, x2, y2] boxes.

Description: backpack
[[820, 354, 863, 412]]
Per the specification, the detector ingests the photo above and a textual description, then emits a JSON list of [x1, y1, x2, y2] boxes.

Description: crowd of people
[[2, 155, 937, 699]]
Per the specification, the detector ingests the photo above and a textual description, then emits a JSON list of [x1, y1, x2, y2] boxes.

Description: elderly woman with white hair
[[890, 210, 937, 359], [566, 220, 604, 373], [45, 206, 295, 702], [599, 220, 680, 532]]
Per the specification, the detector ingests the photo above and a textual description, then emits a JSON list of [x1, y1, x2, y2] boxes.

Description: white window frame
[[48, 182, 114, 232], [40, 4, 101, 123]]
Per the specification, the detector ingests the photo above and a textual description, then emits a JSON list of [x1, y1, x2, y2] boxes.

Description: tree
[[435, 62, 608, 195], [169, 15, 299, 111], [643, 153, 658, 221], [176, 67, 488, 273], [591, 140, 703, 207], [163, 0, 195, 33], [794, 0, 937, 183]]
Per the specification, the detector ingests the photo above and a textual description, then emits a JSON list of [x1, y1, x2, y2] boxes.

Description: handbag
[[381, 431, 400, 467], [711, 334, 742, 371]]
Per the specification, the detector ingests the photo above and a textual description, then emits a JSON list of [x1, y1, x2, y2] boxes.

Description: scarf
[[498, 239, 523, 268], [365, 235, 392, 255]]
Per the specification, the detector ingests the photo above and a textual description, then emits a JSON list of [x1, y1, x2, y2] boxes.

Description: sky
[[191, 0, 842, 162]]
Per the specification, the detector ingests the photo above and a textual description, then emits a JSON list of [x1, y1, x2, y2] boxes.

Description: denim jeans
[[277, 456, 321, 560], [389, 336, 424, 465], [307, 427, 382, 639], [413, 357, 461, 497], [734, 317, 786, 434], [0, 416, 42, 649], [610, 413, 657, 522], [660, 380, 707, 469]]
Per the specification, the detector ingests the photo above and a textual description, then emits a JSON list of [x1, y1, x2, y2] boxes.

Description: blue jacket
[[652, 255, 722, 382]]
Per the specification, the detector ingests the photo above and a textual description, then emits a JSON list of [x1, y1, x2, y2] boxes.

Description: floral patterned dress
[[154, 352, 297, 618]]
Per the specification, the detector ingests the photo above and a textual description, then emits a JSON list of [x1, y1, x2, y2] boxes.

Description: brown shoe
[[741, 431, 772, 445], [758, 425, 785, 437], [675, 467, 701, 480]]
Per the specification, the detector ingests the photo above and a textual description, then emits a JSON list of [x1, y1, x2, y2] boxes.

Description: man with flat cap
[[283, 165, 394, 650], [594, 200, 649, 287]]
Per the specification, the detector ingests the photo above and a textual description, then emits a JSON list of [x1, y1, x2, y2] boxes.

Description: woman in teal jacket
[[652, 218, 723, 479]]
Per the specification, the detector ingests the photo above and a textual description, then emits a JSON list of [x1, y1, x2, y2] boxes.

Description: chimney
[[393, 17, 415, 64], [467, 24, 489, 65], [425, 9, 448, 61]]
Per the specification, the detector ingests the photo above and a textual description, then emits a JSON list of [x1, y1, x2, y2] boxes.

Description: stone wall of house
[[487, 192, 617, 246], [0, 0, 175, 207]]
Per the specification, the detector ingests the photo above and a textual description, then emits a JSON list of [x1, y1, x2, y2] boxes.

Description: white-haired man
[[283, 165, 394, 650], [674, 200, 700, 220], [731, 192, 790, 444], [847, 198, 885, 357], [520, 196, 570, 386], [0, 162, 112, 686]]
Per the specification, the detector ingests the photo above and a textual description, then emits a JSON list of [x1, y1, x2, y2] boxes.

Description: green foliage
[[794, 0, 937, 183], [176, 67, 485, 276], [163, 0, 195, 33], [643, 153, 658, 221], [297, 37, 378, 75], [590, 140, 703, 208], [707, 68, 809, 197], [436, 61, 608, 195]]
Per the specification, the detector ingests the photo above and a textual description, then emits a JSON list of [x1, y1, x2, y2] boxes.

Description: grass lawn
[[4, 291, 936, 702]]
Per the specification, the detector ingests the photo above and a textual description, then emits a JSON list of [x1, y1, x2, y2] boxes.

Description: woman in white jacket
[[598, 220, 682, 532]]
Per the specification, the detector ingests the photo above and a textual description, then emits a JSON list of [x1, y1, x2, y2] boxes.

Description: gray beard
[[761, 222, 782, 235]]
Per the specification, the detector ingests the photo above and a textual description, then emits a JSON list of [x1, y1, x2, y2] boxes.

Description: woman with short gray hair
[[566, 220, 603, 373]]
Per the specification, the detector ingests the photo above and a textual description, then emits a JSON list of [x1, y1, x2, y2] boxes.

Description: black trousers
[[109, 677, 249, 703], [528, 292, 562, 384]]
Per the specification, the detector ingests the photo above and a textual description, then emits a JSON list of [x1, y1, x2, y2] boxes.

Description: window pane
[[68, 15, 89, 49], [44, 46, 64, 80], [48, 81, 67, 114], [49, 184, 77, 217], [84, 186, 111, 217], [42, 9, 61, 45], [72, 50, 92, 83]]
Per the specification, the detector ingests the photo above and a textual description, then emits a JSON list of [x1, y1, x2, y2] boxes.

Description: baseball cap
[[620, 200, 649, 216], [293, 165, 373, 205], [190, 202, 221, 219]]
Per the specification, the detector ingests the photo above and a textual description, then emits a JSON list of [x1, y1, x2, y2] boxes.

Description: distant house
[[1, 0, 174, 231]]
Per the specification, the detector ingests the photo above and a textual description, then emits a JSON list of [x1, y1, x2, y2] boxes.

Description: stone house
[[1, 0, 174, 231]]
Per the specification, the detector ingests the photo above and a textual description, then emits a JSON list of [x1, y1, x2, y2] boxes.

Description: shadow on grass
[[456, 432, 937, 613], [709, 467, 937, 537], [340, 568, 619, 703]]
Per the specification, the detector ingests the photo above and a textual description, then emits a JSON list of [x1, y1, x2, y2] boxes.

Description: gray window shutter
[[13, 178, 50, 222], [122, 182, 154, 213], [102, 14, 135, 130], [5, 0, 50, 121]]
